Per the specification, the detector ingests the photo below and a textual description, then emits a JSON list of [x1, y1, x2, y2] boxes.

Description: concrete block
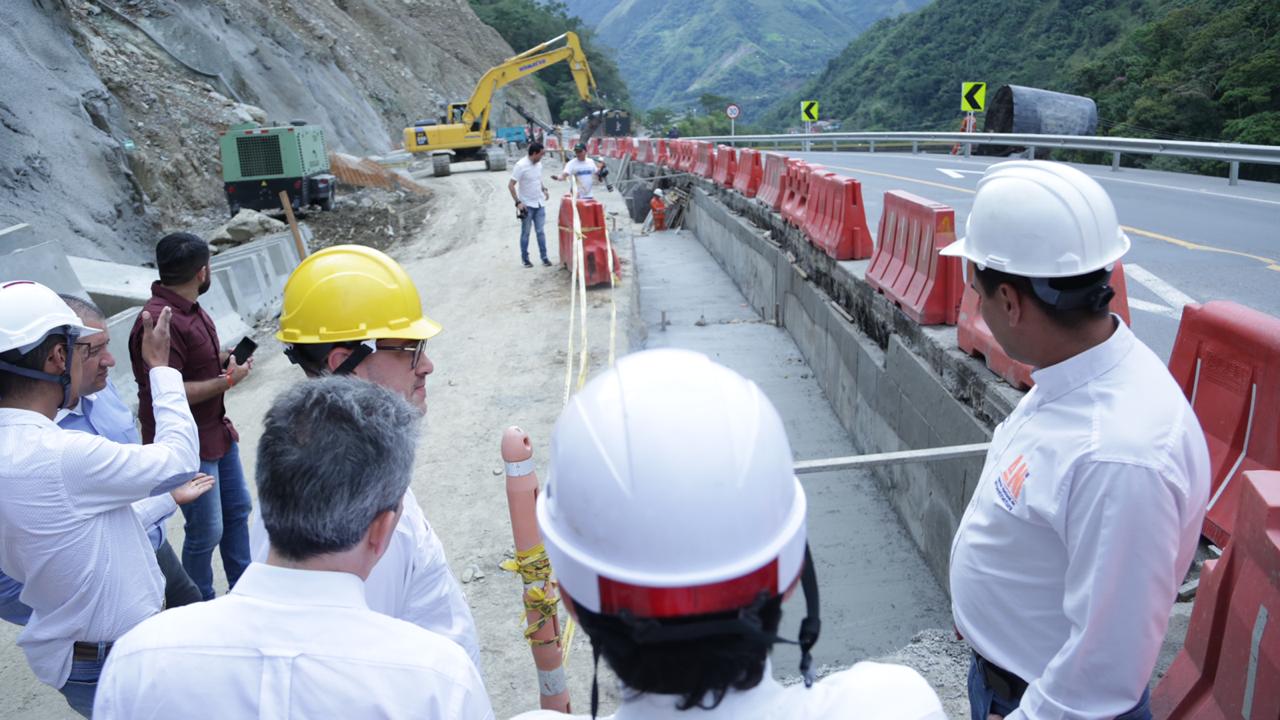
[[0, 223, 42, 254], [0, 241, 88, 298], [68, 256, 157, 317], [105, 307, 140, 408]]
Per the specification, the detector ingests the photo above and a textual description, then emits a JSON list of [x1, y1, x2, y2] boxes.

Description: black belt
[[72, 641, 112, 662], [974, 651, 1028, 702]]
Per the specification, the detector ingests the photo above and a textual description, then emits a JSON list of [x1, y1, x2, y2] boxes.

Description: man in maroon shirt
[[129, 232, 252, 600]]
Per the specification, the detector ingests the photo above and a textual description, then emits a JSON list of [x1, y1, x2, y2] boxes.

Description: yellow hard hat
[[277, 245, 442, 345]]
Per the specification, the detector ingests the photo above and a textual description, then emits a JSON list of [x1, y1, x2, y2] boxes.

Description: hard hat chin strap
[[1028, 275, 1115, 313], [0, 331, 76, 408], [587, 545, 822, 718]]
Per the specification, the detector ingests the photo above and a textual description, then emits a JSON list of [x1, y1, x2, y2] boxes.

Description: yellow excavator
[[403, 32, 599, 177]]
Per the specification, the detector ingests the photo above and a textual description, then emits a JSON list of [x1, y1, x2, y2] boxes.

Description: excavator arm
[[462, 32, 597, 132]]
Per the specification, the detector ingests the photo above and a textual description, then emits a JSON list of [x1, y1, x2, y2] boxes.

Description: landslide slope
[[0, 0, 549, 262]]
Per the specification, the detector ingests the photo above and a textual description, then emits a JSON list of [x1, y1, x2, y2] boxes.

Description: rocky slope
[[0, 0, 549, 262]]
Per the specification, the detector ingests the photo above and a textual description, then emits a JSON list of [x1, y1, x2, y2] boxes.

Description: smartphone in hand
[[225, 336, 258, 368]]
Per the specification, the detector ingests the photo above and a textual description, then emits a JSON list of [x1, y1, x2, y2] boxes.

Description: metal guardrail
[[687, 131, 1280, 185]]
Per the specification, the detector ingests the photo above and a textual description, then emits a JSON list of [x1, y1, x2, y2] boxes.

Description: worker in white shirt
[[553, 143, 599, 199], [514, 349, 946, 720], [95, 377, 493, 719], [940, 161, 1210, 720], [0, 281, 199, 717], [510, 141, 553, 267], [248, 244, 481, 669], [0, 295, 212, 628]]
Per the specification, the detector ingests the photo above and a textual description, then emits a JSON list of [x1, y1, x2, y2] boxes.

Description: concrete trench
[[612, 157, 1029, 702]]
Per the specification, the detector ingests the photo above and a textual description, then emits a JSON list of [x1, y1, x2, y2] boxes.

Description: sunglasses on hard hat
[[374, 339, 428, 370]]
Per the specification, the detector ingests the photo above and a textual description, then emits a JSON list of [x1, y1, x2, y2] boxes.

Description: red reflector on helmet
[[598, 560, 779, 618]]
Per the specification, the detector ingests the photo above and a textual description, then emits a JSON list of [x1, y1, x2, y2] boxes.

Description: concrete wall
[[661, 171, 1024, 588]]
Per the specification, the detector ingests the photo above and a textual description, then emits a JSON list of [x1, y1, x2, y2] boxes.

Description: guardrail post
[[1111, 151, 1121, 172], [869, 140, 876, 153], [1028, 145, 1037, 158], [912, 141, 919, 154], [1229, 161, 1240, 186], [831, 139, 837, 151], [964, 142, 971, 158]]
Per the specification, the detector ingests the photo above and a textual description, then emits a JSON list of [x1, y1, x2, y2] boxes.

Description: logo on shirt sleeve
[[995, 454, 1030, 511]]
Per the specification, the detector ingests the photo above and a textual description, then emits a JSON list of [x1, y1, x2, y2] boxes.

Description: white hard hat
[[940, 160, 1130, 277], [538, 348, 807, 619], [652, 188, 664, 197], [0, 281, 98, 355]]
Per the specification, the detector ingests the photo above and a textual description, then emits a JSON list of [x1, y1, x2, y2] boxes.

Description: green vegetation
[[467, 0, 631, 122], [559, 0, 928, 117], [760, 0, 1277, 175]]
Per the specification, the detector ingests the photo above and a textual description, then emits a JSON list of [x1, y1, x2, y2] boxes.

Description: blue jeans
[[520, 204, 548, 262], [968, 653, 1151, 720], [182, 442, 252, 600], [58, 646, 109, 718]]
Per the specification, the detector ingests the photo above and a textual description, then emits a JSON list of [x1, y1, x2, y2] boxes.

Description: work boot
[[541, 257, 552, 267], [523, 259, 533, 268]]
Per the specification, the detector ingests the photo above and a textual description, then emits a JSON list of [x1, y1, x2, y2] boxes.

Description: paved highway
[[788, 150, 1280, 360]]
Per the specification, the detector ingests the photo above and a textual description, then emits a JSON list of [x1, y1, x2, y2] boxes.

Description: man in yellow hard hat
[[248, 244, 482, 671]]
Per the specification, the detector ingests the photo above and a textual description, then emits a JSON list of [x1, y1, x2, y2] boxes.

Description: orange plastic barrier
[[1166, 301, 1280, 547], [866, 191, 964, 323], [1152, 470, 1280, 719], [781, 162, 824, 230], [546, 135, 560, 151], [694, 142, 714, 178], [779, 159, 804, 224], [814, 176, 873, 261], [587, 138, 600, 155], [636, 139, 654, 164], [956, 262, 1132, 390], [656, 139, 669, 167], [625, 137, 638, 161], [731, 149, 763, 198], [501, 428, 572, 712], [712, 145, 737, 187], [801, 171, 835, 250], [557, 196, 619, 288], [755, 153, 789, 211]]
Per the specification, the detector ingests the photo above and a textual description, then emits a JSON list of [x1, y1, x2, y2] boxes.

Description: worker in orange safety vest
[[650, 188, 666, 231]]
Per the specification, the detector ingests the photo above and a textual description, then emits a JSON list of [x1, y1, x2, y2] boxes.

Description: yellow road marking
[[823, 163, 1280, 272]]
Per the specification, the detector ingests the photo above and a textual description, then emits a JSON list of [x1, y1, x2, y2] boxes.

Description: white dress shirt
[[94, 562, 494, 719], [512, 660, 945, 719], [0, 366, 199, 688], [249, 486, 481, 669], [950, 320, 1210, 719]]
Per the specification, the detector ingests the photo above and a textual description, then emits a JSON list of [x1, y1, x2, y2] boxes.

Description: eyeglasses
[[375, 339, 428, 370], [74, 341, 106, 359]]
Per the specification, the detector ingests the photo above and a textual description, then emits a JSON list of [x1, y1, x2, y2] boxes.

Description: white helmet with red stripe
[[538, 349, 816, 671]]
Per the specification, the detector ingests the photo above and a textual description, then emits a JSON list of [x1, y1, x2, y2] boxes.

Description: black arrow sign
[[964, 83, 983, 111], [802, 101, 818, 122]]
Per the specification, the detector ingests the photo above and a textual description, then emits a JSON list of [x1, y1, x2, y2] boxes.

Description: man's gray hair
[[57, 294, 104, 324], [257, 376, 421, 561]]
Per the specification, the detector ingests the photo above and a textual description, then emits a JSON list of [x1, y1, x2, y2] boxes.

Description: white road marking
[[937, 168, 965, 179], [1127, 298, 1181, 319], [1091, 174, 1280, 208], [1126, 263, 1198, 311]]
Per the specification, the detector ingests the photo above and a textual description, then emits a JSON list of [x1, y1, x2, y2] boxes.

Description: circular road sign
[[725, 103, 741, 120]]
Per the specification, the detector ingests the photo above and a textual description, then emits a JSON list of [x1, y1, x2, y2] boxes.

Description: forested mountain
[[760, 0, 1279, 154], [557, 0, 928, 115]]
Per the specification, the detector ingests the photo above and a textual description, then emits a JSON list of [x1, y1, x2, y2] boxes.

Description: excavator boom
[[403, 32, 599, 170]]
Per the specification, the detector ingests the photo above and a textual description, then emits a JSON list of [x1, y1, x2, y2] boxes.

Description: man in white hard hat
[[941, 161, 1210, 720], [0, 281, 199, 717], [515, 348, 945, 719]]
